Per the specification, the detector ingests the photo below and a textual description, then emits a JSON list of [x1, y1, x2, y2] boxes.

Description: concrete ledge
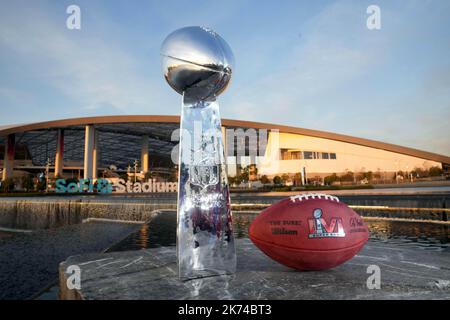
[[59, 238, 450, 300]]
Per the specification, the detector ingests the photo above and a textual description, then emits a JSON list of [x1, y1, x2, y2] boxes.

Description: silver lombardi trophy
[[161, 26, 236, 280]]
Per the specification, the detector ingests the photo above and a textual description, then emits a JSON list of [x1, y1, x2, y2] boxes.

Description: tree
[[324, 173, 338, 185], [239, 169, 249, 183], [281, 174, 289, 184], [374, 170, 382, 180], [260, 175, 270, 184], [248, 164, 258, 180], [293, 172, 302, 186], [273, 175, 282, 185], [340, 171, 354, 182], [429, 166, 443, 177], [412, 167, 427, 178]]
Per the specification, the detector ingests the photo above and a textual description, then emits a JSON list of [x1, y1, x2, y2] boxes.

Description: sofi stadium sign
[[55, 178, 178, 194]]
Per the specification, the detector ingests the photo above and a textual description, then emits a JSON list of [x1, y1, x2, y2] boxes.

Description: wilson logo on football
[[308, 208, 345, 238]]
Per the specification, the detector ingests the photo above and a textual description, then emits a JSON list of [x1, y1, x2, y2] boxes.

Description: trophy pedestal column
[[177, 98, 236, 280]]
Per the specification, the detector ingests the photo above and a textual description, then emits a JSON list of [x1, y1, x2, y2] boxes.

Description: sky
[[0, 0, 449, 155]]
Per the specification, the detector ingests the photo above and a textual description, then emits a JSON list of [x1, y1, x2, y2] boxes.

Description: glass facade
[[280, 149, 337, 160]]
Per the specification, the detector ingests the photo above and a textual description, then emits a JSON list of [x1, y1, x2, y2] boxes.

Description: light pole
[[127, 164, 131, 182], [133, 159, 139, 183], [45, 158, 51, 192]]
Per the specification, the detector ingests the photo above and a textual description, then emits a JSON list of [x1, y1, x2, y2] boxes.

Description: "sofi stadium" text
[[55, 179, 178, 193]]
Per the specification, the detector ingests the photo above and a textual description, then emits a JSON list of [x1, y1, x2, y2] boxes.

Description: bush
[[272, 186, 292, 192], [144, 171, 154, 181], [0, 178, 15, 193], [119, 173, 129, 181], [66, 177, 79, 184], [21, 175, 34, 192], [234, 175, 243, 185], [36, 179, 47, 192], [357, 171, 373, 181]]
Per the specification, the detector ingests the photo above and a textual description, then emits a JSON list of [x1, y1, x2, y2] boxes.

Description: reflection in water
[[108, 211, 450, 252], [137, 224, 149, 250], [107, 211, 177, 252], [0, 231, 14, 240], [365, 219, 449, 243]]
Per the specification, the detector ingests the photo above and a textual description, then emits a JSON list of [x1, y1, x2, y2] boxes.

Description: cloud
[[225, 1, 380, 123], [0, 0, 449, 156], [0, 2, 169, 116], [222, 1, 450, 155]]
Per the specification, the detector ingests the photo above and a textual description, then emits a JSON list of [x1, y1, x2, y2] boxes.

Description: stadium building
[[0, 115, 449, 186]]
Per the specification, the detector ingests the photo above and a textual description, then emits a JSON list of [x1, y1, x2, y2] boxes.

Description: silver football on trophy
[[161, 26, 234, 102]]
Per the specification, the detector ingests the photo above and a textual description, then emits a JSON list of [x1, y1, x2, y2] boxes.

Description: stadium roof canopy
[[0, 115, 449, 169]]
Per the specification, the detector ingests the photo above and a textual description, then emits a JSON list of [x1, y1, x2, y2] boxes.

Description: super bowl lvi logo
[[308, 208, 345, 238]]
